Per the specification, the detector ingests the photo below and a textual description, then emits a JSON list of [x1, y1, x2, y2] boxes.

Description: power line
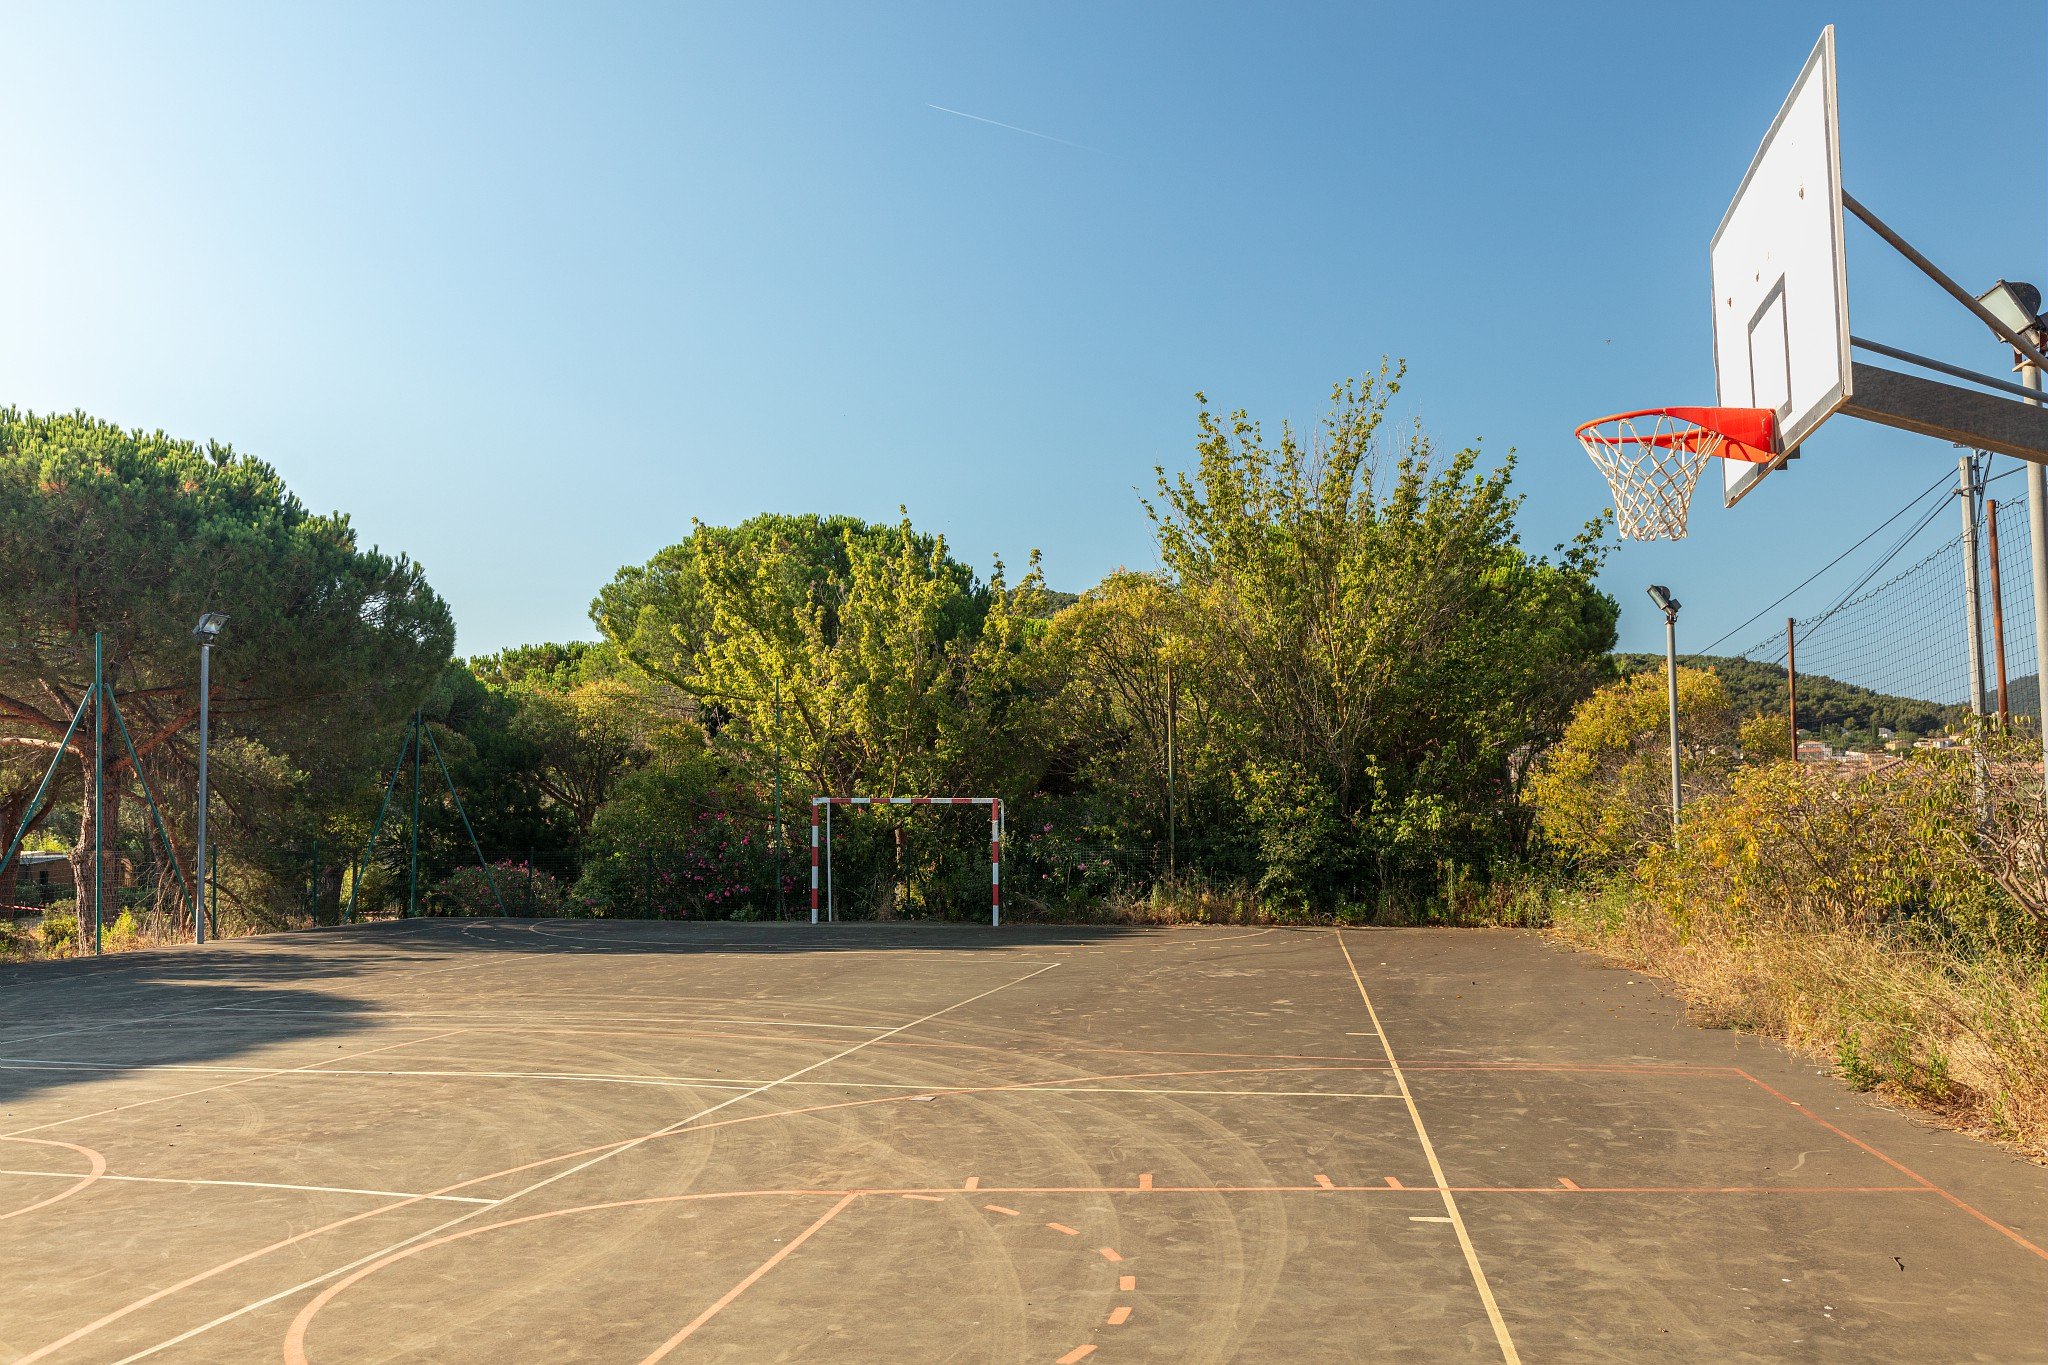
[[1689, 466, 1956, 657]]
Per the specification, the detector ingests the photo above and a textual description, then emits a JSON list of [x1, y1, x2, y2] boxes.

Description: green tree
[[1529, 666, 1737, 870], [470, 642, 665, 837], [1144, 367, 1616, 905], [0, 409, 453, 917]]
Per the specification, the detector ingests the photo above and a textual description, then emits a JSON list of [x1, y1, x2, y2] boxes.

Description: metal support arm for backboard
[[1843, 363, 2048, 465], [1842, 191, 2048, 374]]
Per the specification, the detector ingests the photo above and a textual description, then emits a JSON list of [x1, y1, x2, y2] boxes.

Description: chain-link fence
[[1682, 465, 2045, 751]]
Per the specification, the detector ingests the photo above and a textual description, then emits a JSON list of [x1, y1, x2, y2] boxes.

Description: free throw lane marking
[[1337, 931, 1519, 1364]]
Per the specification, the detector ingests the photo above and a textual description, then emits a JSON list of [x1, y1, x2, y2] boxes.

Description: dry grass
[[1551, 884, 2048, 1161]]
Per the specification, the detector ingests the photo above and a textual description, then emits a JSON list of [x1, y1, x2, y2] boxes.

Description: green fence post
[[407, 710, 421, 919], [92, 632, 103, 955]]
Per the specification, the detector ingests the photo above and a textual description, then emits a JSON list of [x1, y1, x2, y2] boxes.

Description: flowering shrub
[[574, 806, 799, 919], [428, 861, 574, 918]]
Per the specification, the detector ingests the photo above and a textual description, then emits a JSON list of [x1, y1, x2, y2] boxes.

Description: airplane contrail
[[925, 103, 1092, 151]]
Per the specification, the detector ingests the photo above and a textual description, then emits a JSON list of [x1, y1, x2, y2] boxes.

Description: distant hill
[[1614, 653, 1966, 737]]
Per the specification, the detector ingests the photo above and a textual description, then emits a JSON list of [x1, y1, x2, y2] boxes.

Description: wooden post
[[1989, 498, 2011, 725], [1786, 617, 1799, 761]]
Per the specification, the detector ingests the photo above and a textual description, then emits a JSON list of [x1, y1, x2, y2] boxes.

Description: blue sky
[[2, 2, 2042, 660]]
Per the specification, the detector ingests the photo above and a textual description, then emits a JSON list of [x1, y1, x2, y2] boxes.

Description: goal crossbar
[[809, 796, 1003, 926]]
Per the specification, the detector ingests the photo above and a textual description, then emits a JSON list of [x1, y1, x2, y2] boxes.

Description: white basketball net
[[1577, 412, 1725, 541]]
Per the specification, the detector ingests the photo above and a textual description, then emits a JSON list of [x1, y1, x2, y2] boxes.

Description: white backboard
[[1710, 26, 1850, 506]]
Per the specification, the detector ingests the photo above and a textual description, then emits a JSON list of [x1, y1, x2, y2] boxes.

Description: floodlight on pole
[[1646, 587, 1682, 839], [1977, 280, 2046, 346], [192, 612, 228, 943]]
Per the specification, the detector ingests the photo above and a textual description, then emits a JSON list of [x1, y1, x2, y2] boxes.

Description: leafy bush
[[573, 759, 794, 918], [426, 862, 573, 917], [103, 910, 144, 952], [1550, 750, 2048, 1155], [1528, 667, 1735, 870], [39, 908, 77, 955]]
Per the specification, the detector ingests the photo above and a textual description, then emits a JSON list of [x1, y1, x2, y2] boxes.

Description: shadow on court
[[0, 917, 1136, 1113]]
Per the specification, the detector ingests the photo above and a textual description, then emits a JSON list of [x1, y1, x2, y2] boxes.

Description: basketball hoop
[[1577, 407, 1777, 540]]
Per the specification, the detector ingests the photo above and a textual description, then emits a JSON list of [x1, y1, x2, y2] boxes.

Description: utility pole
[[1786, 618, 1799, 761], [1988, 498, 2011, 724], [1959, 453, 1989, 718]]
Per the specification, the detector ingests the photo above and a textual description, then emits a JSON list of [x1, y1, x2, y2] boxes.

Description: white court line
[[0, 1005, 223, 1049], [0, 1030, 470, 1141], [201, 1005, 899, 1032], [86, 960, 1064, 1364], [0, 1059, 1405, 1099], [0, 1166, 494, 1204], [1336, 932, 1519, 1363]]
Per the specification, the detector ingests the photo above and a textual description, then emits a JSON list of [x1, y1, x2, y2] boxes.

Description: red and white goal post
[[809, 796, 1004, 926]]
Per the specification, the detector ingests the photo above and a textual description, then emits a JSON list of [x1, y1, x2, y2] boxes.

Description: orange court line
[[1314, 1174, 1335, 1189], [1048, 1222, 1080, 1236], [1107, 1306, 1133, 1326], [964, 1176, 980, 1190], [636, 1193, 862, 1362], [1119, 1275, 1137, 1292], [1138, 1172, 1153, 1190], [0, 1137, 105, 1221], [900, 1193, 943, 1202], [1734, 1068, 2048, 1264], [1057, 1347, 1097, 1364], [1099, 1247, 1123, 1262], [985, 1204, 1021, 1216], [277, 1191, 863, 1365], [1558, 1177, 1581, 1191], [29, 1041, 1952, 1362]]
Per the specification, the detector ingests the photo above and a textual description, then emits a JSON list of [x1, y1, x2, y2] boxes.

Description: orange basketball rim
[[1576, 406, 1777, 541]]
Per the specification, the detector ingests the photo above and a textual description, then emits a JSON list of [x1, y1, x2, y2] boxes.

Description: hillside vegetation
[[1613, 653, 1965, 738]]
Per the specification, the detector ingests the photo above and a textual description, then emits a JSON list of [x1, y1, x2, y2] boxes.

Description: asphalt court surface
[[0, 919, 2044, 1362]]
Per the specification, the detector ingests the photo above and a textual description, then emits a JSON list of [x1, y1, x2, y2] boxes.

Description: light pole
[[1977, 280, 2048, 812], [1647, 586, 1682, 838], [191, 612, 228, 943]]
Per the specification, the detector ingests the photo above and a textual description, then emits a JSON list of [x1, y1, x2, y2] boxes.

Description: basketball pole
[[2026, 360, 2048, 815]]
